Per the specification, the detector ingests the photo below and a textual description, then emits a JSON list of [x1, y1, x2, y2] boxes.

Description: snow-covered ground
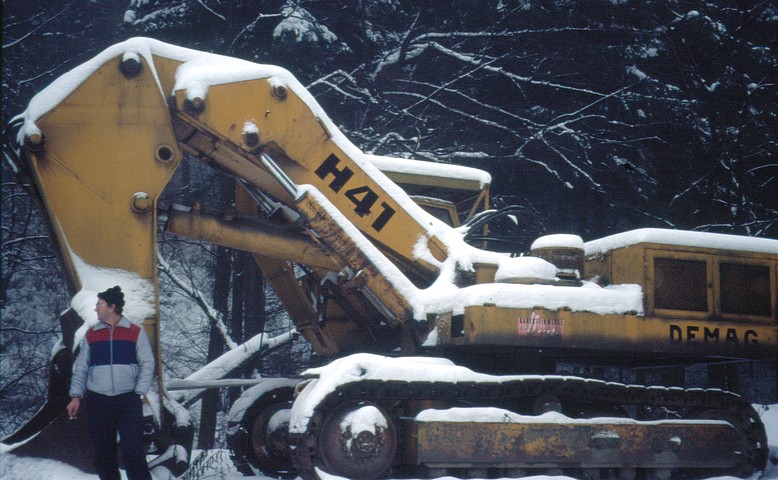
[[1, 404, 776, 480]]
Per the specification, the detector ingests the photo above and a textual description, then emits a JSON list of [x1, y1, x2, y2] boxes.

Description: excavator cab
[[368, 154, 491, 227]]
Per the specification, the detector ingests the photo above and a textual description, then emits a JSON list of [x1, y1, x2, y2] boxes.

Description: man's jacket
[[69, 317, 155, 397]]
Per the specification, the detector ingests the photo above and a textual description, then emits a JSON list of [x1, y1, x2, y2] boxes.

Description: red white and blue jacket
[[69, 317, 155, 397]]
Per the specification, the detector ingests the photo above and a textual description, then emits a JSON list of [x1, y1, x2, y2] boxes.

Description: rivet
[[243, 131, 260, 150], [119, 54, 142, 78], [131, 192, 152, 214], [184, 97, 206, 115], [155, 145, 175, 164], [25, 133, 45, 153], [271, 84, 288, 100]]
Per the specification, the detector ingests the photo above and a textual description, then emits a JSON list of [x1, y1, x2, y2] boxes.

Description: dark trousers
[[85, 391, 151, 480]]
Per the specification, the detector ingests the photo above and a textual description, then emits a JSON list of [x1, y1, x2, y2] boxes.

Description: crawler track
[[290, 376, 768, 479]]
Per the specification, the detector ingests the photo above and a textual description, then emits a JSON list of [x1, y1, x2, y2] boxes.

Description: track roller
[[316, 400, 397, 480]]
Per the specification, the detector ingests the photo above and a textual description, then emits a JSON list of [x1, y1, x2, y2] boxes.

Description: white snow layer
[[366, 153, 492, 188], [531, 234, 584, 250], [415, 407, 727, 426], [585, 228, 778, 256], [67, 250, 156, 350], [287, 353, 770, 437], [69, 252, 156, 325]]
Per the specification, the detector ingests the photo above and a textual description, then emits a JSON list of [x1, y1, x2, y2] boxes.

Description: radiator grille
[[654, 258, 708, 311], [720, 262, 772, 316]]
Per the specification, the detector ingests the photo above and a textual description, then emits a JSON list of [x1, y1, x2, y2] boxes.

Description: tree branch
[[157, 252, 238, 350]]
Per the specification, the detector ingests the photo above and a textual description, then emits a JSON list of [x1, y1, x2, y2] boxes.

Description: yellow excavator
[[2, 38, 775, 479]]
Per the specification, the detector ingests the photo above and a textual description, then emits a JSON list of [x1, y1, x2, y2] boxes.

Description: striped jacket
[[69, 317, 155, 397]]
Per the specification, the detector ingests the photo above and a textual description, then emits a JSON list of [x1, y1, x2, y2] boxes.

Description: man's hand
[[66, 397, 81, 419]]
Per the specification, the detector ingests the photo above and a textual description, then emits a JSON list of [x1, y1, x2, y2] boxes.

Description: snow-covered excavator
[[2, 38, 776, 479]]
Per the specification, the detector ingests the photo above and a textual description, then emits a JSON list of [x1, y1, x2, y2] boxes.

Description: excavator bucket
[[2, 310, 97, 472]]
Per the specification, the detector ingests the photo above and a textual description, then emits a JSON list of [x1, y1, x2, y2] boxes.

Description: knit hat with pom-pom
[[98, 286, 124, 309]]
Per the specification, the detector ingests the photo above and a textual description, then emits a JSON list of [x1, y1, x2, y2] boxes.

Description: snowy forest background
[[2, 0, 777, 454]]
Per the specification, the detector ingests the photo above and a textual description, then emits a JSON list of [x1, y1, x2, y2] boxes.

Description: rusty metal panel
[[296, 191, 414, 328], [451, 305, 778, 359], [412, 419, 739, 468]]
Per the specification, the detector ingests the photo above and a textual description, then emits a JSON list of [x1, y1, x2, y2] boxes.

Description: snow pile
[[0, 455, 92, 480], [585, 228, 778, 256], [531, 234, 584, 250], [422, 282, 644, 318], [340, 405, 389, 452], [366, 154, 492, 189], [494, 256, 558, 283], [69, 253, 156, 327], [273, 5, 339, 44]]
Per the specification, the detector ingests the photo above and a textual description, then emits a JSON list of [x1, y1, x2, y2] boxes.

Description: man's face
[[95, 300, 111, 322]]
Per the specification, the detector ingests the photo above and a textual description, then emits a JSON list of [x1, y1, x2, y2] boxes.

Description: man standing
[[67, 285, 155, 480]]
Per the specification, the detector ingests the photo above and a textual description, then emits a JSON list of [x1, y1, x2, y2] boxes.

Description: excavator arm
[[10, 38, 484, 356], [2, 39, 477, 473]]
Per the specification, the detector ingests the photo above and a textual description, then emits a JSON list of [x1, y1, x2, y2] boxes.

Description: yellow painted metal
[[232, 185, 343, 356], [230, 184, 404, 355], [11, 40, 775, 475], [412, 419, 739, 468], [251, 255, 344, 355], [381, 169, 485, 194], [294, 190, 414, 329], [383, 171, 490, 225], [26, 53, 182, 371], [443, 305, 778, 358], [164, 207, 341, 271], [556, 240, 778, 359], [171, 79, 451, 276], [29, 56, 180, 278], [473, 263, 498, 284], [22, 44, 777, 368], [587, 241, 777, 324]]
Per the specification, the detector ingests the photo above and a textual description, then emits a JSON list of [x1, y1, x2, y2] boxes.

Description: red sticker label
[[518, 312, 564, 337]]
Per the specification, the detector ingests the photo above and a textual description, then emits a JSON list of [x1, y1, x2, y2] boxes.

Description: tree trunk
[[228, 252, 267, 406], [197, 245, 231, 449], [243, 255, 266, 342]]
